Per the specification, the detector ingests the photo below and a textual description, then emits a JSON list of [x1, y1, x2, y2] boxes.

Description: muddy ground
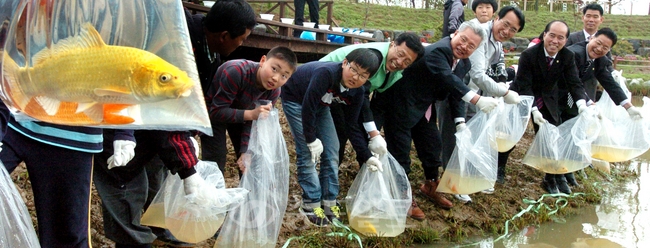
[[10, 104, 613, 248]]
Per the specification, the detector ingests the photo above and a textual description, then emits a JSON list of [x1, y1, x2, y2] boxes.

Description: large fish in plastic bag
[[522, 110, 601, 174], [140, 161, 249, 244], [345, 153, 411, 237], [215, 107, 290, 248], [494, 96, 533, 152], [437, 108, 498, 194], [590, 71, 650, 162], [0, 162, 40, 247], [1, 0, 211, 134]]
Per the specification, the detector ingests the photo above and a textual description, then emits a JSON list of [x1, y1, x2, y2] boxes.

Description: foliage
[[611, 39, 635, 56]]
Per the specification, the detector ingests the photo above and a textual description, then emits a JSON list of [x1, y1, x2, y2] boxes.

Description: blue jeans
[[282, 100, 339, 209]]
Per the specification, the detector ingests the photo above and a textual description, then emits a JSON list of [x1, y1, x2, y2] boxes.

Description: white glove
[[455, 123, 467, 132], [576, 99, 589, 114], [183, 173, 204, 196], [626, 106, 643, 119], [190, 136, 200, 158], [475, 96, 499, 113], [107, 140, 136, 169], [503, 90, 521, 104], [366, 156, 383, 172], [531, 108, 547, 125], [307, 139, 323, 163], [368, 135, 387, 156]]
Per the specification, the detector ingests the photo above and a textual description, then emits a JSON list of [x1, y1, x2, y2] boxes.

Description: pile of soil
[[10, 105, 611, 248]]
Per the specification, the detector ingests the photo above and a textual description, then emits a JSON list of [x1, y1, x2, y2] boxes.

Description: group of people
[[0, 0, 645, 247]]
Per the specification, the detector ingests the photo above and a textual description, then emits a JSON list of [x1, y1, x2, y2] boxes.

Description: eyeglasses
[[500, 19, 519, 34], [347, 62, 370, 81], [593, 39, 611, 52]]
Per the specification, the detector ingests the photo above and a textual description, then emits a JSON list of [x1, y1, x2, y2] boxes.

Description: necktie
[[583, 59, 593, 75], [535, 97, 544, 110], [587, 35, 592, 41], [425, 104, 433, 122]]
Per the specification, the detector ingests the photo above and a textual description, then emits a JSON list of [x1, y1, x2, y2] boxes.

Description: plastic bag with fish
[[437, 108, 499, 194], [1, 0, 211, 134], [345, 153, 411, 237], [522, 110, 601, 174], [0, 161, 40, 247]]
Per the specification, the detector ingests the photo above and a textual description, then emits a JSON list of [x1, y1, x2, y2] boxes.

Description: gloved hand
[[190, 136, 200, 158], [368, 135, 387, 157], [455, 122, 467, 132], [307, 139, 323, 163], [576, 99, 589, 114], [366, 156, 383, 172], [626, 106, 643, 119], [503, 90, 521, 104], [183, 173, 204, 196], [531, 108, 547, 125], [107, 140, 136, 169], [475, 96, 499, 113]]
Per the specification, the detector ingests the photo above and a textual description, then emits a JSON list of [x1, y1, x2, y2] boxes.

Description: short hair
[[595, 27, 618, 47], [471, 0, 498, 13], [345, 48, 381, 78], [458, 20, 488, 44], [583, 3, 604, 16], [498, 6, 525, 32], [544, 20, 570, 38], [394, 32, 425, 60], [266, 46, 298, 71], [204, 0, 257, 39]]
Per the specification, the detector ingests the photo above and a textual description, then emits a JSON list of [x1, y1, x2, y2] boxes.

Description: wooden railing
[[182, 1, 379, 44], [248, 0, 335, 26]]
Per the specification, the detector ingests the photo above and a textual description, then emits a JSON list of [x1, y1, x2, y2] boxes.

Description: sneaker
[[407, 199, 426, 221], [299, 207, 330, 226], [481, 187, 495, 194], [324, 205, 341, 223], [453, 194, 472, 203]]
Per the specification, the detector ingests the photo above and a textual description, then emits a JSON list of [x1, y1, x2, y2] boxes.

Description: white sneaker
[[454, 194, 472, 203], [481, 187, 495, 194]]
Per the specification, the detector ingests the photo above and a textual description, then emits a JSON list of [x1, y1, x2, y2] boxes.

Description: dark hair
[[394, 32, 425, 60], [204, 0, 257, 39], [345, 48, 381, 77], [266, 46, 298, 71], [544, 20, 570, 38], [583, 3, 604, 16], [471, 0, 498, 13], [595, 27, 618, 47], [498, 6, 525, 32]]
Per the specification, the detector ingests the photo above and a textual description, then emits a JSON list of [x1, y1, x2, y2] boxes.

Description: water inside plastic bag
[[1, 0, 211, 134]]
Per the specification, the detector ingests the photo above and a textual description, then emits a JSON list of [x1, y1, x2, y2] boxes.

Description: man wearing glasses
[[558, 28, 644, 189], [439, 7, 525, 204]]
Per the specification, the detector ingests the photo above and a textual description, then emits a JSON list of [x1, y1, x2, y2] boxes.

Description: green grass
[[252, 0, 650, 40]]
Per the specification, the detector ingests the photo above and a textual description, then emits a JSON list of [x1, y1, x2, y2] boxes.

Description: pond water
[[421, 97, 650, 248]]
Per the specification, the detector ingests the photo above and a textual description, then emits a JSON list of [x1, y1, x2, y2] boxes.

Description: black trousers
[[293, 0, 319, 37], [200, 122, 243, 172]]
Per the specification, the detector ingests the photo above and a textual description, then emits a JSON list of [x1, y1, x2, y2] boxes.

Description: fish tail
[[2, 53, 31, 110], [103, 104, 135, 124]]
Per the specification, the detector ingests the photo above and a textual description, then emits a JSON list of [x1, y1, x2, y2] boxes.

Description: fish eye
[[160, 74, 172, 82]]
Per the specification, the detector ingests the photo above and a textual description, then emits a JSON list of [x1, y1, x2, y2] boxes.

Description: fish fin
[[2, 53, 31, 110], [81, 104, 104, 123], [34, 96, 61, 115], [76, 102, 98, 113], [103, 104, 135, 124], [93, 88, 131, 97], [33, 22, 106, 65]]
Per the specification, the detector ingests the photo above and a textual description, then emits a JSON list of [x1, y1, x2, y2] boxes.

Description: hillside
[[252, 0, 650, 40]]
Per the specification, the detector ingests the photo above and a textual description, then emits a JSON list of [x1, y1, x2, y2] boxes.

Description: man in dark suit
[[566, 3, 613, 72], [559, 28, 644, 190], [509, 20, 590, 195], [380, 20, 498, 213]]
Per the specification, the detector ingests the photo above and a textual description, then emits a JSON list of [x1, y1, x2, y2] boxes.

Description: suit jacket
[[384, 36, 472, 127], [510, 42, 587, 124], [566, 41, 627, 103], [566, 30, 614, 71]]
